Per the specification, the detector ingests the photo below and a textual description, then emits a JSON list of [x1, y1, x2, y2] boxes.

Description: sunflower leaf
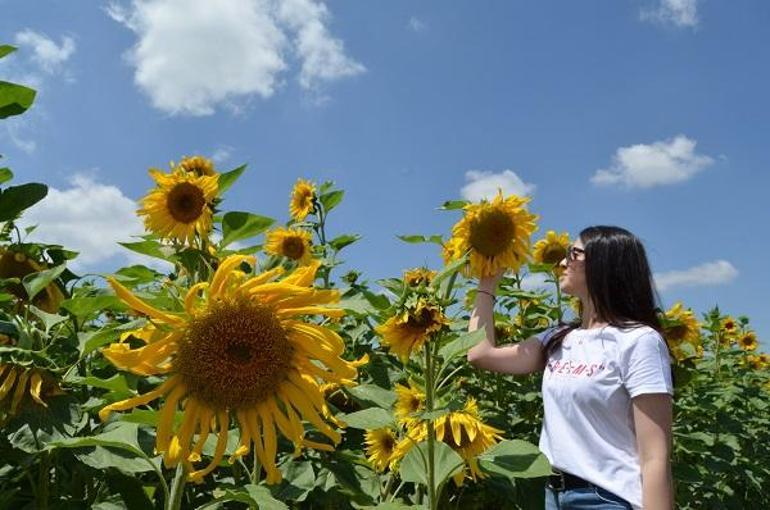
[[22, 264, 66, 301], [399, 441, 464, 495], [320, 189, 344, 212], [0, 182, 48, 221], [0, 45, 17, 59], [221, 211, 274, 247], [477, 439, 552, 479], [347, 384, 397, 409], [338, 408, 395, 430], [329, 233, 361, 251], [0, 80, 37, 118], [218, 164, 246, 195], [118, 240, 175, 261], [200, 485, 289, 510], [396, 234, 443, 245], [430, 253, 468, 290], [437, 200, 469, 210], [438, 328, 486, 365], [0, 167, 13, 185]]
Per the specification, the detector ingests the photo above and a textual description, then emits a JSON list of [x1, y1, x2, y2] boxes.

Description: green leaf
[[338, 408, 395, 430], [65, 374, 132, 394], [430, 252, 468, 290], [221, 211, 274, 247], [396, 234, 443, 245], [0, 182, 47, 221], [118, 240, 175, 261], [361, 504, 424, 510], [77, 320, 144, 356], [347, 384, 397, 409], [477, 439, 552, 479], [62, 295, 127, 319], [113, 265, 162, 285], [22, 264, 66, 300], [438, 200, 470, 210], [438, 328, 486, 365], [218, 164, 246, 195], [272, 460, 315, 502], [201, 485, 289, 510], [0, 168, 13, 185], [0, 45, 17, 59], [399, 441, 464, 495], [329, 233, 361, 251], [320, 189, 344, 212], [0, 80, 37, 118], [28, 305, 68, 333]]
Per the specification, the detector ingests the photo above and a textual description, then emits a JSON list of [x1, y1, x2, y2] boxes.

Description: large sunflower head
[[737, 331, 758, 352], [0, 248, 65, 313], [138, 169, 218, 243], [364, 427, 401, 472], [178, 155, 217, 177], [394, 382, 425, 430], [100, 256, 361, 484], [662, 302, 701, 350], [443, 191, 538, 279], [375, 300, 450, 362], [289, 179, 316, 222], [532, 230, 570, 267], [403, 267, 437, 287], [265, 227, 314, 265]]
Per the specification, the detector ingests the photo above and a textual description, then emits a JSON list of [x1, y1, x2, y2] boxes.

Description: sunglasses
[[566, 245, 585, 263]]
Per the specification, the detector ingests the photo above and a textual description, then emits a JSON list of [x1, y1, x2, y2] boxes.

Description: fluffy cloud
[[106, 0, 364, 116], [14, 29, 76, 75], [408, 16, 427, 33], [591, 135, 714, 189], [20, 175, 166, 271], [460, 170, 536, 202], [653, 260, 738, 292], [641, 0, 699, 28]]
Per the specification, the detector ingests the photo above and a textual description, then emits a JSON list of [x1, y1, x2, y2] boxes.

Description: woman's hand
[[478, 268, 506, 293]]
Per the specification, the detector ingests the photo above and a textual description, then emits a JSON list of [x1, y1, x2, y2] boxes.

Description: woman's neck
[[580, 299, 608, 330]]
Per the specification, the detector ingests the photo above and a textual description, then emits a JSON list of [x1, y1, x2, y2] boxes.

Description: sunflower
[[394, 398, 503, 486], [394, 382, 425, 430], [719, 316, 739, 346], [532, 231, 570, 267], [375, 300, 450, 362], [443, 190, 538, 279], [737, 331, 758, 351], [265, 228, 314, 265], [138, 169, 218, 243], [364, 427, 402, 472], [0, 365, 57, 417], [178, 155, 217, 177], [403, 267, 437, 287], [662, 303, 701, 348], [289, 179, 316, 222], [99, 256, 361, 484], [0, 248, 64, 313]]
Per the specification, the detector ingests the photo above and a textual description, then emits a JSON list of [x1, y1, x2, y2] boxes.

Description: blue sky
[[2, 0, 768, 348]]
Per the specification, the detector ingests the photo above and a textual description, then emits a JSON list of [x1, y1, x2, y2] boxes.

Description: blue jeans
[[545, 484, 633, 509]]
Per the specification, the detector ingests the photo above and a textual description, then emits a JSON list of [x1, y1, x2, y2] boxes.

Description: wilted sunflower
[[661, 303, 701, 360], [289, 179, 316, 222], [394, 382, 425, 430], [737, 331, 758, 351], [443, 190, 538, 279], [0, 248, 65, 313], [375, 300, 450, 362], [364, 427, 402, 472], [99, 256, 361, 484], [532, 231, 570, 267], [0, 365, 57, 417], [178, 155, 217, 177], [138, 169, 218, 243], [403, 267, 437, 287], [265, 228, 313, 265], [394, 398, 503, 486]]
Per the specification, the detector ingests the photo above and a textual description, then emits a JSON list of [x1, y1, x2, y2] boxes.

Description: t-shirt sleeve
[[620, 331, 674, 398], [534, 326, 562, 347]]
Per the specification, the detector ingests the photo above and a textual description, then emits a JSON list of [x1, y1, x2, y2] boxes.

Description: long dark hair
[[545, 226, 668, 360]]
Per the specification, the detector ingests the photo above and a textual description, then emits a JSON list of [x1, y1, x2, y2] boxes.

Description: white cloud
[[107, 0, 363, 116], [14, 29, 76, 74], [654, 260, 738, 292], [408, 16, 427, 33], [641, 0, 699, 28], [591, 135, 714, 189], [211, 145, 234, 164], [20, 174, 168, 271], [460, 170, 536, 202], [520, 272, 551, 292]]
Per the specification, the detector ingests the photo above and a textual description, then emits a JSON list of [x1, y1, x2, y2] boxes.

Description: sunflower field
[[1, 45, 769, 510]]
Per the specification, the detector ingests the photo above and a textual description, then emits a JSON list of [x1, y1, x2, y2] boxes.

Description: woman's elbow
[[467, 346, 485, 366]]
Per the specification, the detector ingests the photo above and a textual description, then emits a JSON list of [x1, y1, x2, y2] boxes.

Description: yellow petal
[[184, 282, 209, 315], [28, 370, 47, 407], [10, 369, 31, 414], [99, 376, 180, 422], [187, 411, 229, 483], [0, 366, 18, 401], [108, 277, 184, 326]]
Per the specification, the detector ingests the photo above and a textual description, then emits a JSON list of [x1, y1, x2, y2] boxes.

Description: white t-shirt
[[535, 324, 674, 510]]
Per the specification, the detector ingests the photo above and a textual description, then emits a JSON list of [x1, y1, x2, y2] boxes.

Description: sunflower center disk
[[175, 299, 294, 410], [282, 237, 306, 260], [468, 209, 516, 257], [167, 182, 206, 223], [666, 325, 687, 342], [543, 246, 567, 265]]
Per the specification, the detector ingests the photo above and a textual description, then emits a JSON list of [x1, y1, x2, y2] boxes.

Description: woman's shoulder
[[610, 324, 665, 348]]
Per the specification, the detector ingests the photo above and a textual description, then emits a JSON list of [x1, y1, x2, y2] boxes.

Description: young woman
[[467, 226, 674, 510]]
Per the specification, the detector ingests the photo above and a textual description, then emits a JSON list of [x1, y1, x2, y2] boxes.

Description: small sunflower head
[[737, 331, 758, 352], [0, 248, 65, 313], [403, 267, 437, 287], [290, 179, 316, 222], [364, 427, 399, 472], [532, 230, 570, 266], [265, 228, 314, 265], [178, 155, 217, 177]]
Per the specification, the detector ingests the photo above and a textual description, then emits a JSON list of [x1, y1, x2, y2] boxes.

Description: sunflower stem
[[424, 341, 437, 510], [167, 464, 187, 510]]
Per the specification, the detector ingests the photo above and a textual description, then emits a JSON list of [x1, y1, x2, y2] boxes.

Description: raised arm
[[466, 270, 547, 375]]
